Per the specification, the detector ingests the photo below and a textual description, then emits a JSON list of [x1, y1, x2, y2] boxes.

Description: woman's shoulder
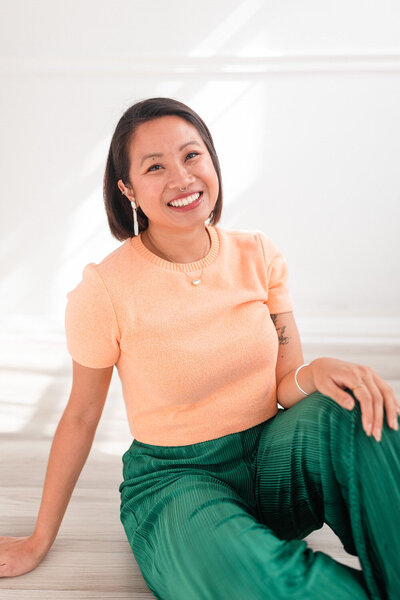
[[69, 239, 132, 293], [94, 238, 132, 268], [216, 225, 272, 250], [215, 226, 286, 265], [89, 238, 133, 275]]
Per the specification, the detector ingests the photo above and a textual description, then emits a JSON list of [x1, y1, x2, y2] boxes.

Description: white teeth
[[168, 192, 201, 207]]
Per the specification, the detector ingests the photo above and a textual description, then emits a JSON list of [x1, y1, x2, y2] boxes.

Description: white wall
[[1, 0, 399, 345]]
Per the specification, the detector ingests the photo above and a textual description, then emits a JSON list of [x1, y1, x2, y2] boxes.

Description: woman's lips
[[167, 192, 204, 212], [169, 190, 202, 202]]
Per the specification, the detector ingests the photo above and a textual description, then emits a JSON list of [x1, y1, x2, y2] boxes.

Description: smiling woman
[[2, 97, 399, 600]]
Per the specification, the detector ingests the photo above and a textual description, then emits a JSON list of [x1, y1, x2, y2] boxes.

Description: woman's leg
[[254, 391, 400, 600], [119, 433, 370, 599]]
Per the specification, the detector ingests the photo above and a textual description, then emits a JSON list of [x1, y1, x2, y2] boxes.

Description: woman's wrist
[[29, 530, 54, 556], [277, 362, 317, 408], [293, 361, 317, 396], [294, 363, 311, 395]]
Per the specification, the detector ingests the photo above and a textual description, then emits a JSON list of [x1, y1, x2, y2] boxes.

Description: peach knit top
[[64, 225, 294, 446]]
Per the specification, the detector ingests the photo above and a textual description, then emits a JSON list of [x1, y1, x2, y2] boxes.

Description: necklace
[[143, 227, 211, 285]]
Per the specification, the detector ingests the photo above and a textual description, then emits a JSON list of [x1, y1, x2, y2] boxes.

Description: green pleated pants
[[119, 391, 400, 599]]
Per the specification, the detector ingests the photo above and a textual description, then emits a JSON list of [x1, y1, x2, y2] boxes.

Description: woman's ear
[[117, 179, 125, 194], [117, 179, 135, 201]]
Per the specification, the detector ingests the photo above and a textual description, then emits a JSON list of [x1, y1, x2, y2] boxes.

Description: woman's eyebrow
[[140, 140, 201, 166]]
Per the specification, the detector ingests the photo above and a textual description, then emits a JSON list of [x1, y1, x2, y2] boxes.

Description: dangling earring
[[131, 200, 139, 236], [122, 189, 139, 236]]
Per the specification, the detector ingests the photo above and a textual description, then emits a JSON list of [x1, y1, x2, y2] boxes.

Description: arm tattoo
[[270, 314, 291, 346]]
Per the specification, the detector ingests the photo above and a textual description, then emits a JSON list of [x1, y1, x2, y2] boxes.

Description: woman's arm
[[31, 412, 100, 553], [0, 361, 114, 578], [271, 313, 399, 442], [270, 311, 316, 408]]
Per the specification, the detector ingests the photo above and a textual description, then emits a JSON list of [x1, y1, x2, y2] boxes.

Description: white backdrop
[[1, 0, 399, 346]]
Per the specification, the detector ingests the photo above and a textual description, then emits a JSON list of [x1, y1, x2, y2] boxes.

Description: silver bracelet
[[295, 363, 310, 396]]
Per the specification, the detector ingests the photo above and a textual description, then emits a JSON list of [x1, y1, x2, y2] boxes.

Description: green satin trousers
[[119, 391, 400, 599]]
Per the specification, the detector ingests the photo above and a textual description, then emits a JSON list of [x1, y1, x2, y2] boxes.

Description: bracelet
[[295, 363, 310, 396]]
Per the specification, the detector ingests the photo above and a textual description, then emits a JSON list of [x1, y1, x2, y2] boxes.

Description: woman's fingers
[[379, 378, 399, 431], [348, 369, 399, 442], [350, 380, 375, 438], [366, 377, 383, 442], [310, 358, 400, 443], [367, 370, 400, 438]]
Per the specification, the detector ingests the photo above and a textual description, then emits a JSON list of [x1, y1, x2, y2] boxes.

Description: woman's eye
[[146, 152, 199, 173], [146, 164, 162, 172]]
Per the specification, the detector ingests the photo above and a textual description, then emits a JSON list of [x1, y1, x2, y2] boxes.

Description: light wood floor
[[1, 337, 399, 598]]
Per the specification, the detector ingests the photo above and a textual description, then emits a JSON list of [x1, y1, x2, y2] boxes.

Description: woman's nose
[[168, 161, 195, 188]]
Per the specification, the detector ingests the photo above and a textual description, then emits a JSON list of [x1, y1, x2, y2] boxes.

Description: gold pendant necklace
[[143, 228, 210, 285]]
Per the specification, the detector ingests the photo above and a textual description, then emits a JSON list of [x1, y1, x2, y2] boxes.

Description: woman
[[0, 97, 399, 599]]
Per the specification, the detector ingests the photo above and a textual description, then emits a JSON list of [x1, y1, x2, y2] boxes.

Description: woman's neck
[[141, 225, 211, 264]]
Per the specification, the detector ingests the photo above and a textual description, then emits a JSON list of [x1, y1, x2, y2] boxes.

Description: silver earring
[[130, 199, 139, 236], [122, 189, 139, 236]]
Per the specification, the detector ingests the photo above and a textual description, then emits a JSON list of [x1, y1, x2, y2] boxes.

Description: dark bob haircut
[[103, 97, 224, 241]]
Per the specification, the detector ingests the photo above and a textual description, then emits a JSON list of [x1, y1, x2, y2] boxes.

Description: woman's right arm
[[0, 360, 114, 578]]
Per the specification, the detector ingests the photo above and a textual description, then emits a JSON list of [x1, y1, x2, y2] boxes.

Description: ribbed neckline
[[130, 224, 220, 273]]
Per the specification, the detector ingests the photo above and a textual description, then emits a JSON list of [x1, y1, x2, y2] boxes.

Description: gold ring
[[351, 384, 366, 391]]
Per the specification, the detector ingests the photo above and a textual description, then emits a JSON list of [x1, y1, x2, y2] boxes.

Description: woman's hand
[[0, 535, 47, 577], [310, 357, 400, 442]]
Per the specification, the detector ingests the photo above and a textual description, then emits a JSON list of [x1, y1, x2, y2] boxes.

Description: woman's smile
[[167, 191, 204, 210]]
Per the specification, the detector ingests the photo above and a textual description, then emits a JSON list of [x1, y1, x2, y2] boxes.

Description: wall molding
[[0, 315, 399, 347], [297, 316, 400, 346], [1, 53, 400, 76]]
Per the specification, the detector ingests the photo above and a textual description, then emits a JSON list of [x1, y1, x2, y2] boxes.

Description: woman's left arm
[[272, 312, 400, 442]]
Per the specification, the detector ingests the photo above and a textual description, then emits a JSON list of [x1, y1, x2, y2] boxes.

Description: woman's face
[[118, 115, 219, 231]]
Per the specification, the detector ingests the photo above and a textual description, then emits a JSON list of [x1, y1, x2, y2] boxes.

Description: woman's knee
[[289, 390, 359, 427], [278, 391, 362, 466]]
